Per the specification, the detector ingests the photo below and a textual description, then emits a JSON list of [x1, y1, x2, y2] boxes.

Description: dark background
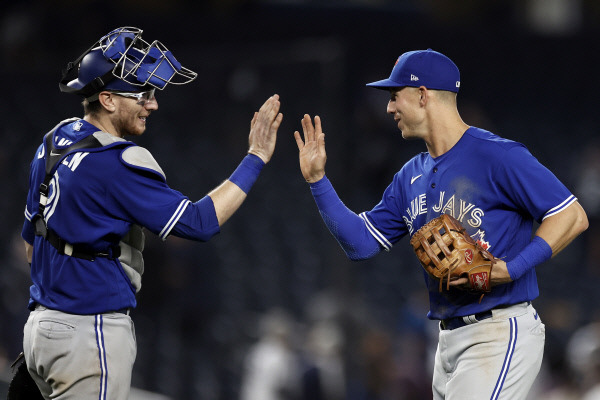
[[1, 1, 600, 399]]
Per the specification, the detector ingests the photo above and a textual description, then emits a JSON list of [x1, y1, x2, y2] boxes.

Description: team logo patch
[[470, 272, 489, 291], [464, 249, 473, 264], [471, 229, 492, 251]]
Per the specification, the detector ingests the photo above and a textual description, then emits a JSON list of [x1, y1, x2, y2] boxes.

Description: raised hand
[[294, 114, 327, 183], [248, 95, 283, 163]]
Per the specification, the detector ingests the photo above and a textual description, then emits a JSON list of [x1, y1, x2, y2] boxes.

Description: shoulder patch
[[120, 146, 166, 181]]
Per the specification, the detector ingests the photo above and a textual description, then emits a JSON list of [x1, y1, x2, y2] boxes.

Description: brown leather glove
[[410, 214, 496, 294]]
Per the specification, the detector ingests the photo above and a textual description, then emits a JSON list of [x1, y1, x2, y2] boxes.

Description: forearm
[[310, 176, 380, 260], [209, 181, 248, 227], [209, 154, 264, 226], [24, 240, 33, 264]]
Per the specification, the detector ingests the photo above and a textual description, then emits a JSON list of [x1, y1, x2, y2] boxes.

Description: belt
[[441, 310, 493, 330], [440, 302, 531, 331], [35, 304, 131, 316]]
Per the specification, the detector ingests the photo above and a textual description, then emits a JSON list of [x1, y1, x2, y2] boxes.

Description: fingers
[[272, 112, 283, 132], [255, 95, 280, 125], [318, 131, 326, 152], [293, 130, 304, 150], [314, 115, 322, 137], [301, 115, 310, 143], [248, 95, 282, 164], [448, 277, 469, 287], [447, 276, 472, 293], [301, 114, 322, 143], [254, 95, 282, 132]]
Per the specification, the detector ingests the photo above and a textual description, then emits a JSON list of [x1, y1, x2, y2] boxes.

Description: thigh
[[492, 305, 545, 400], [432, 331, 447, 400], [444, 304, 544, 400], [23, 309, 136, 400]]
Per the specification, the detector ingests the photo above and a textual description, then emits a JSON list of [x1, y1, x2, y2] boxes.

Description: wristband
[[228, 154, 265, 194], [506, 236, 552, 281]]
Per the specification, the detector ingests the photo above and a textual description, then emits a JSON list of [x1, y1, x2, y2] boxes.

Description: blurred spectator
[[240, 308, 301, 400], [300, 320, 345, 400], [1, 1, 598, 398], [566, 322, 600, 399]]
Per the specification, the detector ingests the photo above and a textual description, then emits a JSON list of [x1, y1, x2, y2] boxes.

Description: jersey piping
[[542, 194, 576, 220], [360, 212, 392, 251], [159, 199, 191, 240]]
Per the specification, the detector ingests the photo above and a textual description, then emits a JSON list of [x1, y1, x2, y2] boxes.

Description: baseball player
[[19, 27, 282, 399], [294, 49, 588, 399]]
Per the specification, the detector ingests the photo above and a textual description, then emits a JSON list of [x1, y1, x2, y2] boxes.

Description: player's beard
[[115, 107, 148, 137]]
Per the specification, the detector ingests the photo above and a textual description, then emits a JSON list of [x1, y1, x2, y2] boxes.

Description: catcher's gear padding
[[410, 214, 495, 294], [7, 352, 44, 400]]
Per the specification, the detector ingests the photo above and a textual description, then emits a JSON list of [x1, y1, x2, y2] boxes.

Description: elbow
[[574, 201, 589, 235], [347, 252, 368, 262], [577, 209, 589, 235], [343, 244, 380, 261]]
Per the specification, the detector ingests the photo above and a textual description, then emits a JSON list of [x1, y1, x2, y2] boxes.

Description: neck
[[423, 108, 469, 158], [83, 114, 121, 138]]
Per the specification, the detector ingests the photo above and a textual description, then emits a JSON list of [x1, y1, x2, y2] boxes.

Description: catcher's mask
[[59, 26, 197, 99]]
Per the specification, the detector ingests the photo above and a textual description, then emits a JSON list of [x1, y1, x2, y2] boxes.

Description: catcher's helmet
[[59, 27, 197, 98]]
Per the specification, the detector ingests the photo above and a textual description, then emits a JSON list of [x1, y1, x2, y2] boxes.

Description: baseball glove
[[7, 352, 44, 400], [410, 214, 496, 297]]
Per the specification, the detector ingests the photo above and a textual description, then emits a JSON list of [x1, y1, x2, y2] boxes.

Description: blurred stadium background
[[1, 0, 599, 399]]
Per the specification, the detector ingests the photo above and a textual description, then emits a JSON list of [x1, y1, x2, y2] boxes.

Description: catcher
[[295, 49, 588, 399], [19, 27, 281, 399]]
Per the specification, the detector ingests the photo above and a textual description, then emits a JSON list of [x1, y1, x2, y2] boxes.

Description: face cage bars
[[99, 26, 198, 90]]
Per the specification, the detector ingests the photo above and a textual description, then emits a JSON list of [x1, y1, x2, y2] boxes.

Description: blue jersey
[[22, 119, 220, 314], [361, 127, 575, 319]]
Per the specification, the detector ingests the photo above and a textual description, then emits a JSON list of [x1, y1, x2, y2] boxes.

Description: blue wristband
[[228, 154, 265, 194], [506, 236, 553, 281]]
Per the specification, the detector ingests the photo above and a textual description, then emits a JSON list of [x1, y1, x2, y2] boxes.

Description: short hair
[[434, 89, 458, 104], [82, 98, 102, 116]]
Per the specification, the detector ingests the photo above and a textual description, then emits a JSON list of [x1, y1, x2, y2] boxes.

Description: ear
[[418, 86, 429, 107], [97, 91, 116, 113]]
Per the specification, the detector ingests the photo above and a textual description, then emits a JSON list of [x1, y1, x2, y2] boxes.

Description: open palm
[[294, 114, 327, 183]]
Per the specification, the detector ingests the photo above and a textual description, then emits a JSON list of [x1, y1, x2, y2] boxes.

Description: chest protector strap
[[32, 130, 125, 261]]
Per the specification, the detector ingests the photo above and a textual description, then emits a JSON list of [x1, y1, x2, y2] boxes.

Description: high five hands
[[294, 114, 327, 183], [248, 95, 283, 164]]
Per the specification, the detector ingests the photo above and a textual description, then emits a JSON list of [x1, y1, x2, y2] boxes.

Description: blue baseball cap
[[366, 49, 460, 93]]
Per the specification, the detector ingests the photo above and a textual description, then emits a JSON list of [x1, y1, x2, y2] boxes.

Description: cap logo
[[456, 81, 460, 88], [410, 74, 419, 82]]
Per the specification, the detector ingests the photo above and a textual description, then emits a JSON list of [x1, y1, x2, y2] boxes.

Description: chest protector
[[32, 121, 146, 292]]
